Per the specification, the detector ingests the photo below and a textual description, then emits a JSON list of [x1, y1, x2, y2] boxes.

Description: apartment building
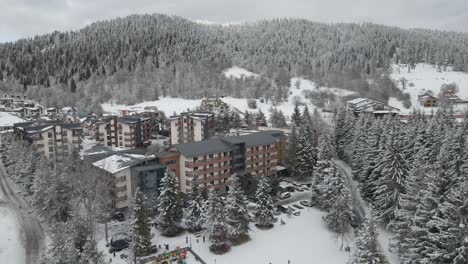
[[92, 153, 165, 209], [171, 131, 280, 193], [170, 112, 215, 145], [14, 120, 82, 160], [96, 116, 152, 149]]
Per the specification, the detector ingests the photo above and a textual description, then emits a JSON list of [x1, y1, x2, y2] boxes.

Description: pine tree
[[323, 190, 351, 234], [225, 175, 250, 242], [316, 163, 350, 211], [255, 177, 275, 228], [156, 169, 183, 235], [129, 189, 153, 256], [256, 109, 267, 126], [287, 124, 299, 176], [185, 175, 204, 232], [203, 189, 229, 253], [291, 104, 302, 127], [348, 214, 388, 264], [373, 141, 409, 225], [295, 125, 316, 180]]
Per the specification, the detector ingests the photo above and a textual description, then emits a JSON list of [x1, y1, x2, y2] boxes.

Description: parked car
[[300, 200, 313, 207], [277, 205, 288, 213], [112, 211, 125, 222], [293, 211, 301, 216], [279, 192, 291, 200], [292, 204, 304, 210], [109, 238, 130, 253]]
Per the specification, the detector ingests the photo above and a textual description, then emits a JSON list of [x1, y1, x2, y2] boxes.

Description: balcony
[[246, 155, 278, 165], [185, 156, 232, 168], [185, 165, 232, 177], [196, 173, 231, 184], [246, 148, 276, 156], [123, 132, 133, 136]]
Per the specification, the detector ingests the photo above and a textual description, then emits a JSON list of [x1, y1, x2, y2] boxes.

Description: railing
[[195, 173, 231, 184], [246, 155, 278, 165], [185, 165, 232, 176], [246, 147, 276, 156], [185, 156, 232, 168]]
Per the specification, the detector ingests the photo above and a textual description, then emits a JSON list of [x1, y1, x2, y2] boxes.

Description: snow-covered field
[[223, 66, 260, 79], [390, 63, 468, 113], [0, 207, 24, 264], [98, 207, 351, 264]]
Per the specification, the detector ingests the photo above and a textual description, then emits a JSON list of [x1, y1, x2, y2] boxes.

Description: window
[[193, 157, 198, 162], [209, 154, 213, 159], [62, 131, 67, 136], [210, 181, 215, 185], [193, 166, 198, 170], [48, 132, 53, 138], [49, 146, 53, 152]]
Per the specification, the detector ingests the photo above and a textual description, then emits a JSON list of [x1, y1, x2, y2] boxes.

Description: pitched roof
[[92, 153, 154, 174]]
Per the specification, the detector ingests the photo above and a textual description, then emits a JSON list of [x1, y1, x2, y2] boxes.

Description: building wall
[[32, 126, 81, 160], [245, 144, 278, 176], [113, 169, 131, 209], [170, 113, 214, 145]]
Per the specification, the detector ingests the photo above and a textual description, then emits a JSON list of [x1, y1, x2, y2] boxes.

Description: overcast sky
[[1, 0, 467, 42]]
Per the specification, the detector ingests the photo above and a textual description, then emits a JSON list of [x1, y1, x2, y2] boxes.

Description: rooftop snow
[[0, 112, 25, 127], [92, 153, 150, 174]]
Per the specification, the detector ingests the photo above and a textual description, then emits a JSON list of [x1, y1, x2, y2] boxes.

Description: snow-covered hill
[[390, 63, 468, 113], [102, 67, 355, 123]]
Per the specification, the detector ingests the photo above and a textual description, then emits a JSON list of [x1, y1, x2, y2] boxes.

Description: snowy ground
[[223, 66, 260, 79], [390, 63, 468, 114], [0, 207, 25, 264], [98, 205, 351, 264]]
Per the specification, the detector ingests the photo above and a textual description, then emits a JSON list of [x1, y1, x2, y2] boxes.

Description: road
[[0, 160, 45, 264]]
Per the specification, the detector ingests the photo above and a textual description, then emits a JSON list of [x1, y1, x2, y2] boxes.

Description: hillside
[[390, 63, 468, 113], [1, 14, 468, 111]]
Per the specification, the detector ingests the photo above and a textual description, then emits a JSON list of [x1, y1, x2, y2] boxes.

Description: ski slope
[[390, 63, 468, 113]]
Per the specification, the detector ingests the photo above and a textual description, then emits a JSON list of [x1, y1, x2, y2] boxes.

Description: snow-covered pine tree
[[156, 168, 183, 236], [316, 163, 350, 211], [203, 189, 229, 254], [129, 188, 153, 256], [291, 103, 302, 127], [348, 214, 388, 264], [389, 154, 427, 261], [287, 124, 299, 176], [225, 175, 250, 243], [311, 133, 336, 206], [295, 124, 316, 180], [185, 175, 204, 232], [255, 177, 275, 228], [323, 187, 352, 234], [256, 109, 267, 127], [373, 141, 409, 225], [79, 237, 104, 264]]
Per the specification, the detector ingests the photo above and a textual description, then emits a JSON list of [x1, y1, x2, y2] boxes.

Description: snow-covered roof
[[92, 153, 153, 174], [0, 112, 26, 127]]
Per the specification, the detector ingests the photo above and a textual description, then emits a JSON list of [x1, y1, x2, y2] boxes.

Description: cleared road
[[0, 160, 45, 264]]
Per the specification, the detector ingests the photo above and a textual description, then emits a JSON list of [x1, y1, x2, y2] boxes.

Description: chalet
[[347, 98, 400, 116], [418, 91, 437, 107], [200, 98, 229, 113]]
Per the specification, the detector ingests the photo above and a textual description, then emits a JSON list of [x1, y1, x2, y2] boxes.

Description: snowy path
[[334, 159, 400, 264], [0, 160, 45, 264]]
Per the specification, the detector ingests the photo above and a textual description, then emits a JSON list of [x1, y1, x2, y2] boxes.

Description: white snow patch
[[223, 66, 260, 79], [0, 112, 25, 128], [102, 97, 202, 117], [390, 63, 468, 114], [0, 207, 25, 264]]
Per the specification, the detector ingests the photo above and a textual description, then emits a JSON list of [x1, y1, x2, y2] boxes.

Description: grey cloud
[[1, 0, 467, 42]]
